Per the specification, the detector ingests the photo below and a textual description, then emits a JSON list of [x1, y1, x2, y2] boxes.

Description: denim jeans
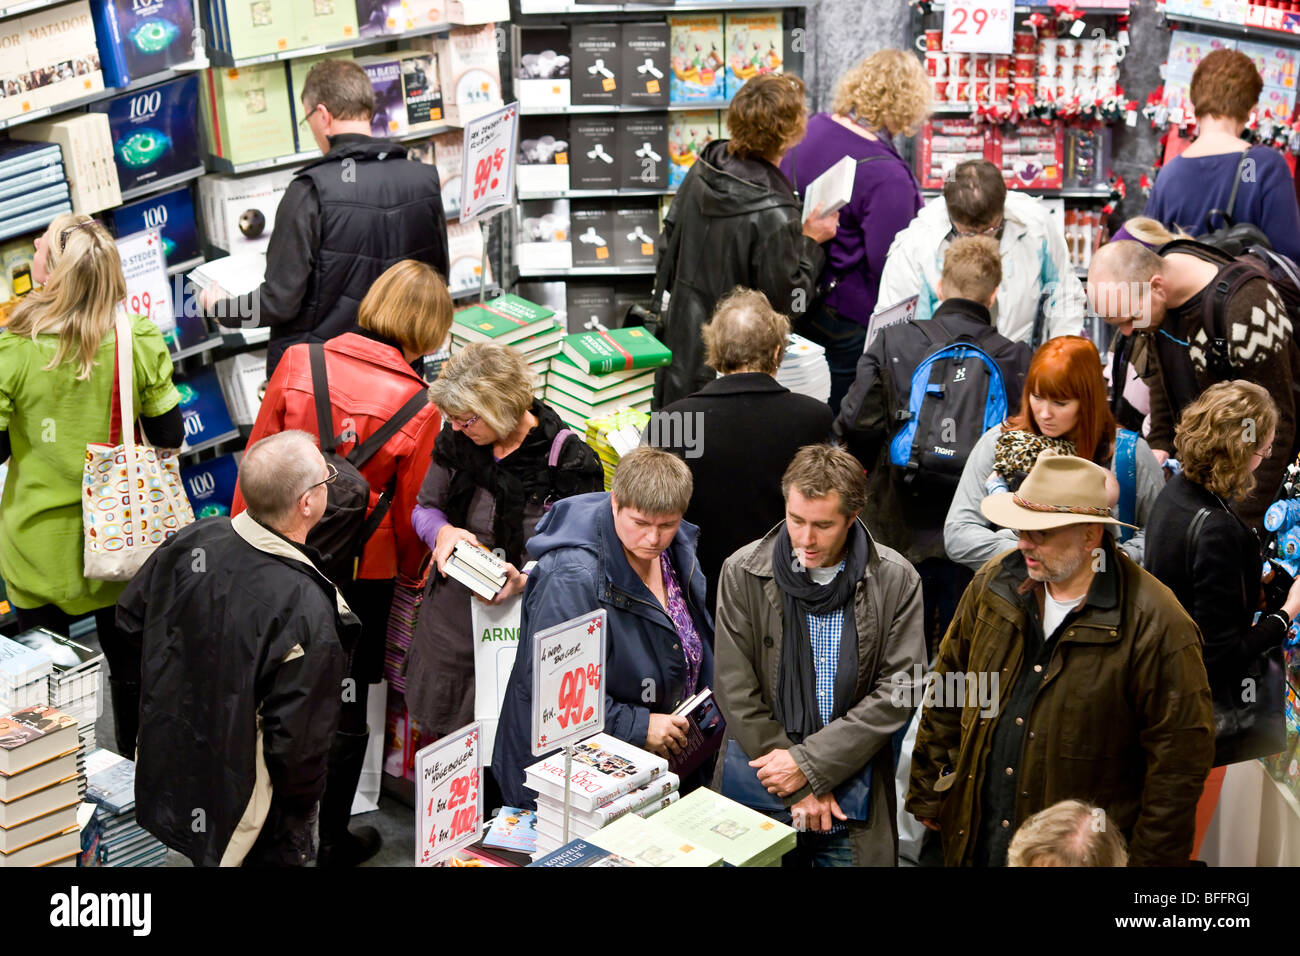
[[797, 303, 868, 417], [782, 828, 856, 868]]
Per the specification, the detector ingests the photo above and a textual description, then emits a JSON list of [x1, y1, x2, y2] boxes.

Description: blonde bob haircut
[[1175, 380, 1278, 503], [1006, 800, 1129, 867], [610, 445, 693, 517], [357, 260, 454, 357], [428, 341, 535, 439], [6, 213, 127, 380], [832, 49, 932, 138], [702, 287, 790, 375]]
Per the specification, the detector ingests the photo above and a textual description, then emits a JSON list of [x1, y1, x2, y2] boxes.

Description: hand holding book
[[434, 524, 482, 576], [801, 203, 840, 245], [645, 712, 690, 759]]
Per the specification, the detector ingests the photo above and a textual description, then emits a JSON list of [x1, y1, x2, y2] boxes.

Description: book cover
[[516, 27, 570, 109], [482, 807, 537, 852], [564, 283, 615, 335], [202, 63, 296, 164], [451, 293, 554, 344], [591, 812, 723, 867], [19, 1, 105, 114], [667, 110, 720, 188], [91, 74, 200, 194], [445, 217, 488, 295], [355, 0, 401, 38], [516, 198, 571, 273], [668, 688, 725, 777], [290, 0, 358, 49], [223, 0, 292, 59], [570, 201, 613, 268], [0, 706, 78, 775], [400, 52, 442, 126], [431, 129, 463, 219], [174, 364, 239, 452], [526, 837, 640, 867], [651, 786, 797, 867], [569, 116, 618, 190], [801, 154, 857, 222], [111, 185, 200, 268], [434, 23, 502, 124], [619, 115, 667, 190], [453, 536, 513, 578], [570, 22, 620, 106], [196, 168, 294, 254], [10, 630, 101, 674], [84, 751, 135, 814], [523, 732, 668, 813], [724, 11, 784, 101], [517, 115, 570, 194], [514, 281, 567, 331], [669, 14, 725, 103], [0, 634, 52, 686], [179, 453, 240, 518], [0, 141, 63, 179], [561, 326, 671, 374], [91, 0, 195, 86], [399, 0, 443, 31], [358, 57, 408, 137], [620, 21, 669, 107]]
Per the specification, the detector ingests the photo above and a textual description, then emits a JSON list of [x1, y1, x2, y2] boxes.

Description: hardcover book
[[173, 364, 239, 453], [0, 825, 79, 866], [517, 27, 570, 109], [591, 812, 723, 867], [0, 635, 53, 690], [569, 201, 613, 269], [546, 384, 653, 422], [358, 56, 408, 136], [547, 354, 654, 405], [111, 185, 200, 267], [0, 706, 78, 776], [570, 22, 621, 106], [563, 283, 615, 335], [290, 0, 358, 49], [200, 63, 296, 164], [0, 796, 78, 854], [84, 750, 135, 815], [9, 113, 120, 215], [90, 0, 195, 87], [537, 771, 680, 829], [535, 792, 678, 843], [400, 52, 442, 126], [523, 732, 668, 813], [651, 787, 797, 867], [569, 116, 618, 190], [724, 11, 783, 100], [222, 0, 293, 59], [18, 1, 105, 114], [513, 281, 567, 331], [180, 454, 240, 518], [0, 751, 77, 803], [618, 115, 667, 190], [560, 326, 671, 374], [516, 198, 571, 273], [90, 74, 200, 193], [452, 293, 555, 345], [667, 110, 720, 188], [620, 21, 669, 107], [526, 837, 640, 867], [0, 141, 63, 180], [668, 14, 725, 103], [196, 168, 294, 254], [517, 115, 570, 194]]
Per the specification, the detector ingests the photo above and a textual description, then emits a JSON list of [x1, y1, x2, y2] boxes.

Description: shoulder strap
[[1226, 148, 1253, 220], [1202, 260, 1263, 359], [347, 387, 429, 469], [1184, 507, 1212, 581], [309, 344, 337, 454], [548, 428, 575, 468], [1114, 428, 1139, 542]]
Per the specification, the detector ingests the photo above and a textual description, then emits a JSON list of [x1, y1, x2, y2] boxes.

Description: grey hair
[[1006, 799, 1129, 867], [428, 341, 535, 439], [239, 430, 323, 529], [610, 445, 693, 517], [701, 287, 790, 375]]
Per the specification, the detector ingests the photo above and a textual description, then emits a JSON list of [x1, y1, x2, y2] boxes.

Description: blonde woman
[[0, 213, 182, 757], [779, 49, 932, 413], [231, 258, 452, 867], [405, 342, 602, 751]]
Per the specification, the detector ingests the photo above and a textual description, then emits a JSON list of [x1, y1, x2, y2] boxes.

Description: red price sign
[[942, 0, 1014, 54], [532, 610, 607, 755], [415, 723, 482, 867]]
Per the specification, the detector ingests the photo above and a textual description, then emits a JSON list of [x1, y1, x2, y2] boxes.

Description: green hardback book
[[650, 787, 797, 867], [451, 294, 556, 346], [592, 812, 723, 867], [548, 354, 655, 404], [206, 63, 296, 163], [290, 0, 359, 49], [545, 385, 653, 422], [224, 0, 295, 59], [560, 326, 671, 375]]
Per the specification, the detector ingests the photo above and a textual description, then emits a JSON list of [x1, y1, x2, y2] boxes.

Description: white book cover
[[538, 771, 680, 829], [189, 254, 267, 298], [19, 1, 103, 113], [524, 732, 668, 813], [443, 559, 500, 600], [801, 155, 857, 223], [453, 539, 509, 582]]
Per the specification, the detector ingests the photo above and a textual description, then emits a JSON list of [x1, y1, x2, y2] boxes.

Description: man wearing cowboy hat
[[907, 454, 1214, 866]]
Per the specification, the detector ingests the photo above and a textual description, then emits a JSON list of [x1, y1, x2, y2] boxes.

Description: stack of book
[[524, 732, 670, 859], [0, 635, 52, 716], [545, 328, 669, 433], [775, 332, 832, 405], [9, 630, 104, 739], [444, 539, 508, 600], [535, 773, 680, 849], [0, 1, 106, 125], [0, 141, 73, 243], [449, 294, 563, 397], [0, 706, 82, 868], [584, 407, 649, 490], [84, 749, 167, 867]]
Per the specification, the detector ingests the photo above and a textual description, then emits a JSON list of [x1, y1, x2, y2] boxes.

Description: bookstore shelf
[[204, 122, 457, 175], [1162, 12, 1300, 46], [921, 186, 1116, 199], [520, 101, 733, 115], [119, 165, 207, 204], [0, 0, 62, 19], [179, 428, 242, 457], [205, 20, 454, 70], [927, 2, 1131, 11], [0, 64, 204, 132], [169, 335, 224, 361]]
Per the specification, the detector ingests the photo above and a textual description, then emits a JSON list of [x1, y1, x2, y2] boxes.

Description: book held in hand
[[801, 154, 857, 223], [668, 688, 725, 778]]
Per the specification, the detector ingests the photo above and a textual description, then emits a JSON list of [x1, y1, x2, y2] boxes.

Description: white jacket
[[873, 191, 1086, 345]]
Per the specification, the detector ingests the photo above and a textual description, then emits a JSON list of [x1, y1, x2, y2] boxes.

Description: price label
[[942, 0, 1014, 55], [414, 721, 482, 867], [114, 229, 175, 339], [531, 609, 607, 756], [459, 101, 519, 224]]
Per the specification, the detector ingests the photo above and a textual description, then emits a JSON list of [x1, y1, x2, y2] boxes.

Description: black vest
[[270, 136, 449, 372]]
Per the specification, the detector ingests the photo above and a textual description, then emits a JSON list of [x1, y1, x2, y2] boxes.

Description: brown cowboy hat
[[980, 453, 1139, 532]]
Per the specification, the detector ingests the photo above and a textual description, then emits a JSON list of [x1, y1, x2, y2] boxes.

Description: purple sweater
[[1143, 145, 1300, 262], [779, 113, 924, 327]]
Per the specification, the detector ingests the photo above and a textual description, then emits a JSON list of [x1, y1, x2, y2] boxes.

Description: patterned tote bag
[[82, 306, 195, 581]]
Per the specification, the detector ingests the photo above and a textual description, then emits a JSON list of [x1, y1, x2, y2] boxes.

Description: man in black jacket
[[203, 59, 449, 375], [646, 288, 832, 615], [651, 73, 840, 408], [118, 431, 357, 867], [836, 236, 1030, 655]]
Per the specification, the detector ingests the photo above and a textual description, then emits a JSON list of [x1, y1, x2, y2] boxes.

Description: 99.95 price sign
[[414, 722, 482, 867], [458, 102, 519, 224], [942, 0, 1014, 55], [531, 609, 607, 756], [114, 229, 176, 337]]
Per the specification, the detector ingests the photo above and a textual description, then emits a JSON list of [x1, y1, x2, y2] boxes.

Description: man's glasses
[[950, 217, 1004, 240], [298, 104, 319, 130], [1015, 528, 1053, 545], [300, 461, 338, 497]]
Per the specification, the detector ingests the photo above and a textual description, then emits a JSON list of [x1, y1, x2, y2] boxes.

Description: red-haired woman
[[944, 336, 1164, 571]]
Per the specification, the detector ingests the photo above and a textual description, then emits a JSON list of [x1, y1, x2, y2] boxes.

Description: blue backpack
[[888, 327, 1009, 493]]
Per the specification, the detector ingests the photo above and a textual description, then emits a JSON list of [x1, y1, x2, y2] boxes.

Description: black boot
[[107, 678, 139, 760], [316, 729, 382, 867]]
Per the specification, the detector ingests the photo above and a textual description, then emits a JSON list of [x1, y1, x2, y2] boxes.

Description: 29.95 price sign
[[942, 0, 1014, 55], [414, 722, 482, 866], [531, 609, 607, 756]]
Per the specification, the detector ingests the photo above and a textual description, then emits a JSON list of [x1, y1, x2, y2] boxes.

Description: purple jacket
[[780, 113, 923, 327]]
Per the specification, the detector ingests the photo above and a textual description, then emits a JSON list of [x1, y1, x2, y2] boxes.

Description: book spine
[[0, 148, 65, 180], [447, 555, 504, 592], [0, 183, 70, 220], [454, 541, 508, 581], [443, 560, 500, 600], [91, 0, 131, 87]]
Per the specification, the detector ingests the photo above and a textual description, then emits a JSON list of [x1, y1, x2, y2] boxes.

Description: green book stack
[[450, 294, 557, 347], [202, 63, 297, 164], [649, 788, 797, 867], [590, 812, 724, 867], [559, 326, 672, 375]]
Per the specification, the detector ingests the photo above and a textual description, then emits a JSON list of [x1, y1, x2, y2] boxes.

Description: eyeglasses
[[1015, 528, 1060, 545], [448, 413, 481, 429], [950, 216, 1004, 240], [1253, 444, 1274, 461], [58, 220, 97, 253], [298, 104, 319, 131], [300, 461, 338, 497]]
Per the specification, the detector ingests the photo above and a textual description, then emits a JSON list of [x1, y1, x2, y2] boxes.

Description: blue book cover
[[174, 365, 238, 452], [527, 838, 639, 867], [0, 163, 67, 203], [91, 0, 194, 86], [179, 453, 239, 518], [86, 755, 137, 815], [0, 141, 63, 179], [482, 808, 538, 853], [112, 185, 199, 267], [90, 74, 201, 194]]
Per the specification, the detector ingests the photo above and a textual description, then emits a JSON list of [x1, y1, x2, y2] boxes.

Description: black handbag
[[1184, 507, 1289, 766], [1200, 149, 1274, 257]]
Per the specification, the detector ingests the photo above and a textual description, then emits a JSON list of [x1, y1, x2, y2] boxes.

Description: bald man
[[1088, 239, 1298, 529]]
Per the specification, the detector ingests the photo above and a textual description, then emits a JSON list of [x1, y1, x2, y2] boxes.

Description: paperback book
[[523, 732, 668, 813], [669, 13, 725, 103], [667, 110, 721, 188], [724, 11, 784, 100], [621, 21, 669, 107], [570, 201, 614, 268], [570, 22, 621, 106]]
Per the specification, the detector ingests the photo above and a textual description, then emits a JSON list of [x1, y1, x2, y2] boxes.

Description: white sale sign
[[414, 721, 482, 867], [942, 0, 1014, 55], [530, 609, 607, 756], [115, 229, 176, 338], [458, 101, 519, 224]]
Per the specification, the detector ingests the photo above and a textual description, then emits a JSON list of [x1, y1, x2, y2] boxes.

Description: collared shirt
[[805, 560, 847, 835]]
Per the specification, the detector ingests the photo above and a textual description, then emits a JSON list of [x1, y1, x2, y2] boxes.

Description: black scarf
[[770, 521, 869, 744], [433, 400, 562, 566]]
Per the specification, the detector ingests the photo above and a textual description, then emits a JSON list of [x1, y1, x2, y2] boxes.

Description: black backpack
[[1198, 148, 1273, 257], [306, 343, 429, 584]]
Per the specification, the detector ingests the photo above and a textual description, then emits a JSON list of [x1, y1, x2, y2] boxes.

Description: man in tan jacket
[[712, 444, 927, 866], [907, 454, 1214, 866]]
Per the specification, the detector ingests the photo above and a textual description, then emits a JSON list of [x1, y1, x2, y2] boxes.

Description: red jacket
[[232, 332, 440, 582]]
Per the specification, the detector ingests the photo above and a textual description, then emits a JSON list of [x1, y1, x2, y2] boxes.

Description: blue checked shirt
[[804, 560, 847, 835]]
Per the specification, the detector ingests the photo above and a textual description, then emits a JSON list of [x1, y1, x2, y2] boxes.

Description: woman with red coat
[[232, 259, 452, 866]]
